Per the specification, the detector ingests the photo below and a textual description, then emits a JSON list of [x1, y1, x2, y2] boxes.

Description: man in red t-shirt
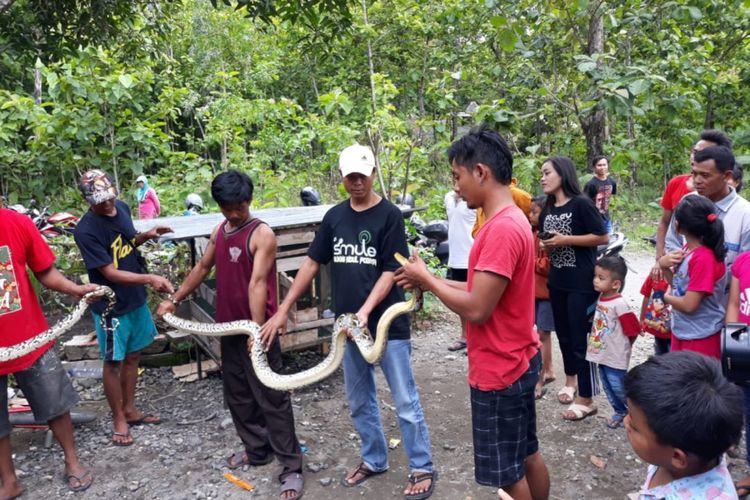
[[0, 208, 100, 496], [653, 130, 732, 268], [396, 126, 548, 500]]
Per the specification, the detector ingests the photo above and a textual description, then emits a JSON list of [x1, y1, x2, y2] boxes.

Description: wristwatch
[[167, 294, 181, 307]]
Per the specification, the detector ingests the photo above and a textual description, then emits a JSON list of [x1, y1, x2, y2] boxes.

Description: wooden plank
[[276, 247, 309, 259], [277, 255, 308, 272], [280, 328, 320, 351], [172, 360, 220, 379], [278, 271, 294, 290], [197, 281, 216, 305], [276, 229, 316, 247], [287, 317, 334, 333], [290, 306, 318, 323]]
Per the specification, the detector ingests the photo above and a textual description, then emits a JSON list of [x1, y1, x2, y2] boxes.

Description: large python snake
[[162, 253, 422, 391], [0, 286, 116, 362]]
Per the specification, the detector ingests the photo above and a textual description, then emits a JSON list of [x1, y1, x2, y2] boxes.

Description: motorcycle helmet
[[395, 193, 415, 208], [184, 193, 204, 211], [300, 187, 321, 206]]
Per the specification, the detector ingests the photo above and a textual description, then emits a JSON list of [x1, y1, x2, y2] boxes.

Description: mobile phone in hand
[[539, 231, 553, 240]]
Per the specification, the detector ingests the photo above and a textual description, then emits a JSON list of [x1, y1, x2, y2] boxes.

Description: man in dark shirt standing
[[261, 145, 436, 500], [74, 170, 173, 446], [584, 156, 617, 234]]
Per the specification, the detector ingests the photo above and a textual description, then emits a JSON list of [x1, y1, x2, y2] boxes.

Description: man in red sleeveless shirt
[[396, 127, 549, 500], [157, 170, 304, 500]]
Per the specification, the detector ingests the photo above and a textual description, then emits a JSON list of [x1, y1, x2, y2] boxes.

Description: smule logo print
[[0, 246, 21, 316], [332, 230, 378, 266], [543, 213, 576, 268], [358, 230, 372, 246]]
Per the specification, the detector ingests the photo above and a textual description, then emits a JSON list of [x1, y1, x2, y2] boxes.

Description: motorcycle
[[407, 215, 450, 266], [8, 199, 78, 237], [597, 231, 628, 259]]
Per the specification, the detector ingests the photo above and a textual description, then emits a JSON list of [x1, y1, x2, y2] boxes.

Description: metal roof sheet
[[132, 204, 334, 242]]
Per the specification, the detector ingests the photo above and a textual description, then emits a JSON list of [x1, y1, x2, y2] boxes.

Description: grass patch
[[611, 183, 662, 254]]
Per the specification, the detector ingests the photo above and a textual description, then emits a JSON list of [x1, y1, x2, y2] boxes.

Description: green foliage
[[0, 0, 748, 226]]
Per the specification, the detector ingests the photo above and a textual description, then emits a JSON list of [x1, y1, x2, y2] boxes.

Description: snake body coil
[[162, 289, 421, 391], [0, 286, 116, 362], [163, 253, 421, 391]]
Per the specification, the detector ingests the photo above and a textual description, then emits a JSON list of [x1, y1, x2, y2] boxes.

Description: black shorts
[[447, 267, 468, 282], [470, 352, 540, 488], [0, 348, 80, 438]]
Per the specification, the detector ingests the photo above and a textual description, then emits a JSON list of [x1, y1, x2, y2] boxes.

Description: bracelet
[[167, 294, 181, 306]]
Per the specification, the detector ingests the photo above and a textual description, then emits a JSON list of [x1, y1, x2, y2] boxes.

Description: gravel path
[[10, 248, 748, 499]]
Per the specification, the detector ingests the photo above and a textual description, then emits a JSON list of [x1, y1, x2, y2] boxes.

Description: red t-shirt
[[0, 209, 56, 375], [467, 205, 539, 391], [660, 174, 693, 211]]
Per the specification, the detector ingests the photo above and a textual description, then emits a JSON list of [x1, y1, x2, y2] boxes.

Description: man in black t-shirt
[[584, 156, 617, 234], [261, 145, 436, 499], [74, 170, 173, 447]]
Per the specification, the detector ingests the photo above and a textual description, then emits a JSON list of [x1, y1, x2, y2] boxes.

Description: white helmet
[[185, 193, 204, 211]]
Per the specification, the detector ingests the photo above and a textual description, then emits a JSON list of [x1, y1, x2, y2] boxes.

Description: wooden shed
[[133, 205, 335, 363]]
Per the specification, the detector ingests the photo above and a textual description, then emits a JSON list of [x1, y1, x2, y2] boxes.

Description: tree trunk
[[624, 34, 637, 184], [33, 67, 42, 104], [360, 0, 387, 198], [704, 87, 715, 129], [361, 0, 377, 115], [581, 2, 606, 167], [627, 116, 637, 184]]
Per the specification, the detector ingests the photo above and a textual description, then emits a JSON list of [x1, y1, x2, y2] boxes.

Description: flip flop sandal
[[340, 462, 386, 487], [405, 470, 437, 500], [736, 483, 750, 499], [447, 340, 467, 351], [280, 472, 304, 500], [63, 469, 94, 492], [112, 431, 133, 446], [126, 413, 161, 425], [535, 387, 547, 400], [606, 414, 625, 429], [223, 451, 273, 469]]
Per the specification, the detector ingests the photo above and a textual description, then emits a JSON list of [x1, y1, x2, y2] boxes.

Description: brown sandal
[[340, 462, 386, 487], [405, 470, 437, 500]]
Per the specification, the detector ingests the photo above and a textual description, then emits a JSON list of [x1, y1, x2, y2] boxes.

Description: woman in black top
[[539, 156, 608, 421]]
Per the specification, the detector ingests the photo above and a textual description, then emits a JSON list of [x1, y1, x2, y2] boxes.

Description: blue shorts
[[93, 303, 156, 362], [535, 299, 555, 332]]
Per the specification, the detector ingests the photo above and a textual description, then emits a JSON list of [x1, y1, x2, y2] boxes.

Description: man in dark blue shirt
[[74, 169, 173, 446]]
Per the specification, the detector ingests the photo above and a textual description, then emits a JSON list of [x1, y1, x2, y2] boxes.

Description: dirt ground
[[9, 248, 749, 499]]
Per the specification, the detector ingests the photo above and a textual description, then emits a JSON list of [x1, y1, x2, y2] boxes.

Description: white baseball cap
[[339, 144, 375, 177]]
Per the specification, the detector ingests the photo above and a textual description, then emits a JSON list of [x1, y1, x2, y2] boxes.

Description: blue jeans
[[599, 365, 627, 417], [343, 339, 433, 473], [654, 337, 671, 355]]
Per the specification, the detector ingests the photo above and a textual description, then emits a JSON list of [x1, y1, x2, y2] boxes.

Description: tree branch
[[0, 0, 17, 14]]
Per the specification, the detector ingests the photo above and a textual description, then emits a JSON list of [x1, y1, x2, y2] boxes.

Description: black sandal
[[340, 462, 386, 487], [405, 470, 437, 500]]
